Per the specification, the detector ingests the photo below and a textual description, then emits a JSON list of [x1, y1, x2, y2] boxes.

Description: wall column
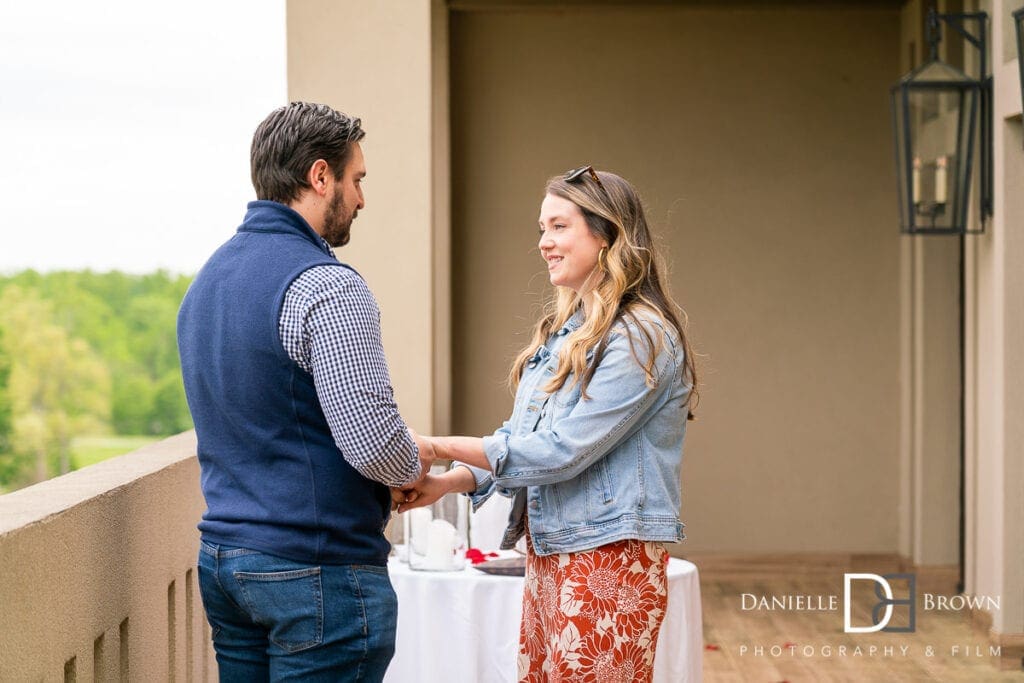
[[964, 0, 1024, 662], [898, 0, 963, 569], [286, 0, 451, 434]]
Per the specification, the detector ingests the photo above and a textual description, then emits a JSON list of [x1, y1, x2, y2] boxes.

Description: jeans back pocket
[[234, 567, 324, 653]]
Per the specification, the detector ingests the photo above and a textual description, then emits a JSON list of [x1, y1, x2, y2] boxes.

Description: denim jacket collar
[[555, 307, 585, 336]]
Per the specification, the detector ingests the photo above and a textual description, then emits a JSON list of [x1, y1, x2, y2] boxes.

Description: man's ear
[[306, 159, 331, 197]]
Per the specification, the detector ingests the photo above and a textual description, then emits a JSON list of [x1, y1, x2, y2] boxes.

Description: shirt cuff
[[480, 432, 524, 499], [462, 464, 493, 511], [481, 432, 509, 476]]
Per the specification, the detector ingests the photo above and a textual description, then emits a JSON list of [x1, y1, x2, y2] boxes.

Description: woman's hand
[[395, 466, 477, 513]]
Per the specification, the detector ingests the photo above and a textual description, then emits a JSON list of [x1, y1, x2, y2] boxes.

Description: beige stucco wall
[[449, 4, 903, 554], [0, 433, 212, 681], [287, 0, 448, 435], [282, 5, 1022, 638]]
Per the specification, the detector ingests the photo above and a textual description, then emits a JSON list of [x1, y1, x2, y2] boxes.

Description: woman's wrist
[[443, 464, 477, 494], [432, 436, 453, 462]]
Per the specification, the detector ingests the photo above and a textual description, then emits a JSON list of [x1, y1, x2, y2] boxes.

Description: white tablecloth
[[385, 554, 703, 682]]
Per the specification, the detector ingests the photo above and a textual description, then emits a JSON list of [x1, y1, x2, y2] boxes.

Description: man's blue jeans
[[197, 541, 398, 682]]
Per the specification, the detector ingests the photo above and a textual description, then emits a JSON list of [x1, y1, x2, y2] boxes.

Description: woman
[[400, 166, 696, 682]]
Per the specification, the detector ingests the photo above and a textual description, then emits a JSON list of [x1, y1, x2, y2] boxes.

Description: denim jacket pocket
[[589, 456, 614, 507], [543, 480, 573, 524], [550, 347, 595, 410], [552, 380, 582, 410], [234, 567, 324, 653]]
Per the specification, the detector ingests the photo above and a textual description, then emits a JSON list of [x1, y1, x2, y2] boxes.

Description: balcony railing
[[0, 432, 213, 681]]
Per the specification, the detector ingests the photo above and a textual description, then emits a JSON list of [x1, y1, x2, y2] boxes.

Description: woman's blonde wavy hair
[[509, 169, 698, 418]]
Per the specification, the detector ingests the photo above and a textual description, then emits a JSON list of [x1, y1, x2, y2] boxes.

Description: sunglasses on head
[[564, 165, 606, 194]]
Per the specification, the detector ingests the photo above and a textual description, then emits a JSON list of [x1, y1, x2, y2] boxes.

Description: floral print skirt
[[518, 536, 669, 682]]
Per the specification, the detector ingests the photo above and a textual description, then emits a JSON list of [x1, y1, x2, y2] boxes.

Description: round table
[[385, 553, 703, 682]]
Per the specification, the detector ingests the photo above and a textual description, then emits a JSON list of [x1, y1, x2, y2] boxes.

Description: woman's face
[[537, 193, 606, 293]]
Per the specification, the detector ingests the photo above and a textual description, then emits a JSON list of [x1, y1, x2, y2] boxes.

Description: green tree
[[151, 370, 192, 435], [0, 328, 12, 452], [0, 286, 111, 484], [0, 327, 17, 492], [0, 270, 195, 438]]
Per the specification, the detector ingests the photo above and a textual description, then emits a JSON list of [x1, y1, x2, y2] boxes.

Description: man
[[178, 102, 430, 682]]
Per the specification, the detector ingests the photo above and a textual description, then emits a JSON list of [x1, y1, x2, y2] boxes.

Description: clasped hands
[[389, 431, 453, 514]]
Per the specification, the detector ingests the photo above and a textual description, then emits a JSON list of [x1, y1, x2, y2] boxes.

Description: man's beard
[[322, 191, 355, 248]]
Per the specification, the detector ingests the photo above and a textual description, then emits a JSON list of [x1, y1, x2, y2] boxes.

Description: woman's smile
[[537, 194, 604, 292]]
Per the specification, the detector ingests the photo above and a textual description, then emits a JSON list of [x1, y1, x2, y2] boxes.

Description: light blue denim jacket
[[467, 309, 690, 556]]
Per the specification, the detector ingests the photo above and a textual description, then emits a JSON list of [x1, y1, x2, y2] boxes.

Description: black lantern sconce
[[1014, 7, 1024, 122], [891, 9, 992, 234]]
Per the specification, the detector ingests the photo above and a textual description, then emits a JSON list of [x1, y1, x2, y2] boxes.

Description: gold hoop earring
[[598, 247, 608, 271]]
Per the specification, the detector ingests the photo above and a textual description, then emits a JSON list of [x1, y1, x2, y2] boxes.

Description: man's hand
[[395, 473, 450, 513], [390, 486, 416, 512]]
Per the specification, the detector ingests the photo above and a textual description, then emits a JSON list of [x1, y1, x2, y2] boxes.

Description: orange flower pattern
[[518, 538, 669, 682]]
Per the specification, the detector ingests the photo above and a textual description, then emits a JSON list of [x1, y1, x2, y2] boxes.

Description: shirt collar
[[318, 236, 336, 258]]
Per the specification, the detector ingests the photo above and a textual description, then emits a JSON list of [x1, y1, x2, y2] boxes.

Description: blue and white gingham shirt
[[278, 243, 421, 488]]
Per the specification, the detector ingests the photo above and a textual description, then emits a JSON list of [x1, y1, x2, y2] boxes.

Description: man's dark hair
[[250, 102, 366, 204]]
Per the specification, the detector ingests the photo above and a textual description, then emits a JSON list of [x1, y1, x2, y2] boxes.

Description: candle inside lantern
[[424, 519, 458, 570], [409, 507, 433, 556], [934, 155, 948, 204], [912, 156, 922, 204]]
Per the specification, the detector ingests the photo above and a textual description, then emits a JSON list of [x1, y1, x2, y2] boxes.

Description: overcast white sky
[[0, 1, 286, 274]]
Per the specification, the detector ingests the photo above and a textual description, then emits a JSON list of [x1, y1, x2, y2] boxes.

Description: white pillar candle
[[409, 507, 433, 556], [424, 519, 458, 570], [934, 155, 948, 204]]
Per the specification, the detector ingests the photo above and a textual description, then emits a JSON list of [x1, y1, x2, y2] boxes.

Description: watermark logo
[[843, 573, 916, 633]]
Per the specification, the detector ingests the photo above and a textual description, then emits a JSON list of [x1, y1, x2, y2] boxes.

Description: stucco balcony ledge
[[0, 431, 214, 681]]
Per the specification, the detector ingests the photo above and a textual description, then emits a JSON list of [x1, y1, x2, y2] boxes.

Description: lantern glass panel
[[893, 60, 979, 233]]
